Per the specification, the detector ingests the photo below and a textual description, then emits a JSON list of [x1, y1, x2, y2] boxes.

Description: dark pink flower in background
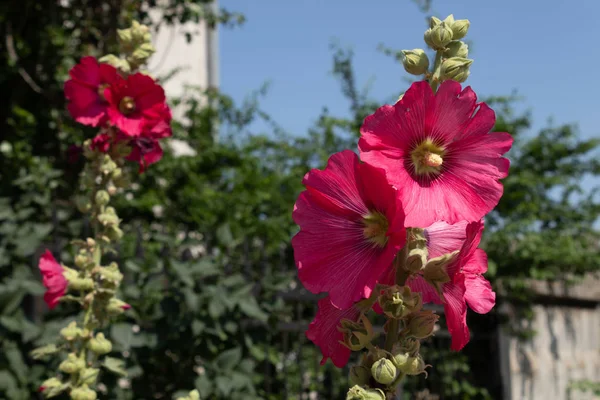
[[38, 250, 68, 309], [359, 80, 513, 227], [126, 137, 164, 173], [105, 73, 168, 137], [67, 144, 83, 164], [64, 56, 121, 127], [377, 220, 494, 350], [292, 150, 406, 310], [306, 296, 361, 368]]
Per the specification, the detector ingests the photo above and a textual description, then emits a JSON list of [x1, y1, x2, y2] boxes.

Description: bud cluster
[[100, 20, 156, 73]]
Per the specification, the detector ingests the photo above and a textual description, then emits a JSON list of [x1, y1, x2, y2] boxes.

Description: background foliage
[[0, 1, 598, 399]]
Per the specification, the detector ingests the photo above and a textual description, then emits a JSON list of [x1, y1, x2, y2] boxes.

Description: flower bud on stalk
[[88, 333, 113, 355], [378, 285, 422, 319], [59, 353, 86, 374], [451, 19, 470, 39], [440, 57, 473, 83], [444, 41, 469, 58], [346, 385, 386, 400], [401, 49, 429, 75], [406, 310, 439, 339], [60, 322, 82, 341], [371, 358, 397, 385], [70, 384, 97, 400], [425, 22, 453, 50]]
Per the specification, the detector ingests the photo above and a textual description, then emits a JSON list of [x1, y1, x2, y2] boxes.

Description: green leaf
[[19, 280, 45, 295], [194, 375, 213, 398], [102, 357, 128, 377], [5, 342, 28, 384], [214, 347, 242, 372], [0, 315, 22, 332], [170, 261, 194, 287], [30, 344, 59, 360], [238, 297, 268, 323], [0, 371, 17, 392], [215, 376, 233, 396], [208, 297, 226, 319]]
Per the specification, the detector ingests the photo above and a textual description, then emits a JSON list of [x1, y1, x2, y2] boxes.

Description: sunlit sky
[[219, 0, 599, 147]]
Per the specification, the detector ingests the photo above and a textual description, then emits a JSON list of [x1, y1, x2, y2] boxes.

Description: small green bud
[[107, 298, 131, 316], [98, 55, 130, 73], [106, 226, 124, 241], [397, 338, 421, 357], [75, 196, 92, 213], [88, 333, 112, 355], [338, 314, 375, 351], [63, 266, 79, 282], [70, 384, 97, 400], [59, 353, 85, 374], [428, 22, 453, 50], [86, 238, 96, 248], [189, 390, 200, 400], [443, 14, 455, 26], [404, 355, 429, 377], [371, 358, 397, 385], [100, 155, 117, 175], [444, 41, 469, 58], [392, 352, 410, 370], [39, 377, 67, 397], [406, 310, 439, 339], [117, 29, 133, 45], [60, 322, 82, 341], [97, 212, 119, 227], [346, 385, 386, 400], [405, 247, 428, 273], [401, 49, 429, 75], [69, 277, 95, 291], [441, 57, 473, 83], [30, 344, 59, 360], [422, 250, 459, 299], [78, 368, 100, 386], [349, 365, 371, 386], [451, 19, 470, 40], [96, 263, 124, 286], [429, 16, 442, 28], [378, 285, 422, 319], [95, 190, 110, 206]]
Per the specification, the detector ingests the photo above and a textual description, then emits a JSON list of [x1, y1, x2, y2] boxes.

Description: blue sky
[[219, 0, 599, 143]]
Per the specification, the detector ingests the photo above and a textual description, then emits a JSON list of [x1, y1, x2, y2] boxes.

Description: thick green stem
[[429, 50, 444, 92], [384, 247, 409, 352]]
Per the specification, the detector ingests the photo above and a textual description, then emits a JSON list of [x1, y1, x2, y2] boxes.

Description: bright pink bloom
[[121, 303, 132, 310], [292, 150, 406, 309], [359, 80, 513, 227], [38, 250, 68, 309], [105, 73, 168, 137], [64, 56, 121, 127], [306, 296, 361, 368], [378, 220, 494, 350]]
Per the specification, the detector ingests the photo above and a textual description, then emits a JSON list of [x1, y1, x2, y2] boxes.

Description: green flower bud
[[117, 29, 133, 45], [63, 266, 79, 284], [78, 368, 100, 386], [444, 41, 469, 58], [74, 253, 88, 268], [88, 333, 112, 355], [428, 22, 453, 50], [378, 285, 422, 319], [339, 314, 375, 351], [443, 14, 455, 26], [346, 385, 386, 400], [60, 322, 82, 341], [69, 277, 95, 291], [30, 344, 59, 360], [451, 19, 470, 40], [75, 196, 92, 213], [39, 377, 68, 397], [404, 355, 429, 377], [441, 57, 473, 83], [97, 212, 119, 227], [100, 155, 117, 175], [59, 353, 85, 374], [406, 310, 439, 339], [96, 263, 123, 286], [428, 16, 442, 28], [371, 358, 397, 385], [349, 365, 371, 386], [98, 55, 130, 73], [392, 352, 410, 370], [406, 247, 428, 273], [189, 390, 200, 400], [86, 238, 96, 248], [70, 384, 97, 400], [95, 190, 110, 206], [398, 338, 421, 357], [106, 226, 124, 241], [107, 298, 131, 316], [422, 249, 460, 299], [401, 49, 429, 75]]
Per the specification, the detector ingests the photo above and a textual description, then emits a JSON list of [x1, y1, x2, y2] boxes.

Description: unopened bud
[[441, 57, 473, 83], [79, 368, 100, 386], [63, 266, 79, 283], [107, 185, 118, 196], [98, 212, 119, 227], [58, 353, 85, 374], [404, 355, 429, 377], [75, 196, 92, 213], [96, 262, 124, 287], [392, 352, 410, 370], [371, 358, 397, 385], [95, 190, 110, 206], [107, 298, 131, 316], [74, 253, 89, 268], [398, 338, 421, 357], [406, 310, 439, 339], [443, 14, 455, 26], [106, 226, 124, 241], [405, 247, 428, 273], [378, 285, 422, 319], [346, 385, 386, 400], [88, 333, 112, 355], [422, 250, 459, 299], [429, 16, 442, 28], [39, 377, 67, 397], [427, 22, 453, 50], [60, 322, 82, 341], [349, 365, 371, 386], [86, 238, 96, 247], [401, 49, 429, 75], [100, 155, 117, 175], [444, 41, 469, 58], [339, 314, 375, 351], [69, 277, 95, 291], [30, 344, 59, 360], [70, 384, 97, 400], [451, 19, 470, 40]]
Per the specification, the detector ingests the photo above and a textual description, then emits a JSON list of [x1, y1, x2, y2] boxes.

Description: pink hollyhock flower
[[292, 150, 406, 309], [359, 80, 513, 227], [306, 296, 362, 367], [126, 137, 164, 173], [38, 250, 68, 309], [378, 220, 494, 350], [64, 56, 122, 127], [105, 73, 168, 137]]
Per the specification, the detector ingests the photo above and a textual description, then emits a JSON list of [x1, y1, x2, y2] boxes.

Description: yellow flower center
[[97, 83, 110, 101], [410, 139, 445, 176], [118, 96, 136, 115], [362, 211, 389, 248]]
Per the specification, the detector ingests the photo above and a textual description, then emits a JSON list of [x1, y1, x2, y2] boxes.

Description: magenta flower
[[292, 150, 406, 309], [359, 80, 513, 227], [378, 220, 494, 350], [64, 56, 121, 127], [38, 250, 68, 309], [306, 296, 361, 368], [104, 73, 167, 137]]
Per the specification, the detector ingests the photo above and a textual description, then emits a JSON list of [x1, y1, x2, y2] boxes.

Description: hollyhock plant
[[64, 56, 122, 127], [379, 220, 494, 350], [38, 250, 68, 310], [292, 150, 406, 309], [306, 296, 363, 368], [359, 80, 513, 227], [105, 72, 168, 137]]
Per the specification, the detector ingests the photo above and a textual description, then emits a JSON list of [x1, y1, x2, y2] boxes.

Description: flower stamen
[[410, 139, 445, 176], [362, 211, 389, 248], [118, 96, 136, 115]]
